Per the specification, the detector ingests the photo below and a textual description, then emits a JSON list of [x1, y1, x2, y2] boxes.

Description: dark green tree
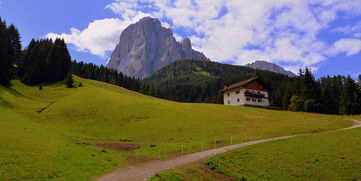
[[252, 69, 262, 78], [64, 72, 74, 88], [339, 76, 360, 115], [0, 18, 21, 86]]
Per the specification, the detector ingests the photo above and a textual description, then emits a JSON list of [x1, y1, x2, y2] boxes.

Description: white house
[[220, 77, 270, 107]]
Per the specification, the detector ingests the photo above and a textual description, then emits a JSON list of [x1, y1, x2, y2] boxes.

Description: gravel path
[[95, 119, 361, 181]]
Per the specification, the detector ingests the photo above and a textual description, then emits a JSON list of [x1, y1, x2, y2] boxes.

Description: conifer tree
[[0, 18, 11, 86], [0, 18, 21, 86], [252, 69, 262, 78], [339, 76, 360, 114], [64, 72, 74, 88]]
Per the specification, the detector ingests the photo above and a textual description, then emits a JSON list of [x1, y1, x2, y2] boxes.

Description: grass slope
[[155, 123, 361, 181], [0, 76, 354, 180]]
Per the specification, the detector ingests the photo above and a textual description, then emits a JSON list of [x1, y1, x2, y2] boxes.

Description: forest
[[0, 17, 72, 87], [272, 68, 361, 115]]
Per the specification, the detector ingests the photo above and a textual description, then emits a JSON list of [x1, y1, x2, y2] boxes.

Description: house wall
[[223, 88, 269, 107]]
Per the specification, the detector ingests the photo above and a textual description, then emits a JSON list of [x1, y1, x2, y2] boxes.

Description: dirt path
[[95, 119, 361, 181]]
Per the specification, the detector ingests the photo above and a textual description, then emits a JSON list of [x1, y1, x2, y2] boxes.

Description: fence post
[[182, 144, 184, 155]]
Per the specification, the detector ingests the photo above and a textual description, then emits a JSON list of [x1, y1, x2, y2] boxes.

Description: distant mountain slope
[[145, 60, 291, 87], [245, 60, 297, 77], [106, 17, 209, 78]]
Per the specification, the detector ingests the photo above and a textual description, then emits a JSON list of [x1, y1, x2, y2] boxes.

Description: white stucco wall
[[223, 88, 269, 107]]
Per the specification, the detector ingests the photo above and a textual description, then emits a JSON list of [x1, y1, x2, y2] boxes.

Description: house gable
[[242, 79, 268, 91]]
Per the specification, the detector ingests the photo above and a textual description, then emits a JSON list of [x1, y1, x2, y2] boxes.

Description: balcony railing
[[244, 90, 266, 98]]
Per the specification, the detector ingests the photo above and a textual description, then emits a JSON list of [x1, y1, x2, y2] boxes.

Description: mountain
[[106, 17, 209, 78], [245, 60, 297, 77]]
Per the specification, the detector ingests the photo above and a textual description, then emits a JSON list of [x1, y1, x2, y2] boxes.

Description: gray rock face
[[107, 17, 209, 78], [245, 60, 297, 77]]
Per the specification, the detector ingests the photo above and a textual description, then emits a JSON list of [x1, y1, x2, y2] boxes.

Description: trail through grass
[[154, 120, 361, 181]]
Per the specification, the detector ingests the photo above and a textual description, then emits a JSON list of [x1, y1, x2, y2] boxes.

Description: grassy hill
[[152, 121, 361, 181], [0, 76, 354, 180]]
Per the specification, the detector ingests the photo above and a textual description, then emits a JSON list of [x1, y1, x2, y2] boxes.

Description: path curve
[[95, 119, 361, 181]]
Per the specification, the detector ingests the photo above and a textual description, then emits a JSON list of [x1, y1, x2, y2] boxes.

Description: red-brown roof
[[220, 77, 270, 92]]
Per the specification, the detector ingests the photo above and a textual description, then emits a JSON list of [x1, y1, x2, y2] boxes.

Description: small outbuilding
[[220, 77, 270, 107]]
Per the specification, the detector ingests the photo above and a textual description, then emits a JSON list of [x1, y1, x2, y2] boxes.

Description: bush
[[39, 85, 43, 90], [78, 82, 82, 87], [288, 96, 305, 112]]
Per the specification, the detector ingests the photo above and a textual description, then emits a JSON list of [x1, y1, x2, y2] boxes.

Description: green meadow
[[0, 76, 354, 180], [153, 122, 361, 181]]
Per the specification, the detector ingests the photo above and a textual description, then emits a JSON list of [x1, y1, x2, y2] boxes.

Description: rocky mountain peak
[[181, 38, 192, 50], [106, 17, 209, 78], [245, 60, 297, 77]]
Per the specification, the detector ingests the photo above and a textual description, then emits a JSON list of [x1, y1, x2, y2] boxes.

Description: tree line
[[271, 68, 361, 115], [19, 39, 72, 85], [0, 17, 21, 87], [0, 17, 72, 87]]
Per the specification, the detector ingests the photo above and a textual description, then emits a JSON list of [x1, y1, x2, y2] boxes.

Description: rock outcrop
[[107, 17, 209, 78], [245, 60, 297, 77]]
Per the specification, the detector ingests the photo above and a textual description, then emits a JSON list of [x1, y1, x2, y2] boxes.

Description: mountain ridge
[[245, 60, 297, 77]]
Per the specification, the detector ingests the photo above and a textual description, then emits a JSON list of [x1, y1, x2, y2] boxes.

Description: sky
[[0, 0, 361, 78]]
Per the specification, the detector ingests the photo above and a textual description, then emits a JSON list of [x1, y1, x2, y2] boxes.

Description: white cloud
[[46, 0, 361, 72], [104, 0, 361, 72], [332, 21, 361, 34], [327, 38, 361, 56], [46, 13, 149, 57]]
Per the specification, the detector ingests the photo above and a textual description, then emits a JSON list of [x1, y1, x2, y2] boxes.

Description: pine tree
[[64, 72, 74, 88], [339, 76, 360, 114], [54, 39, 71, 81], [252, 69, 262, 78], [0, 18, 11, 86], [0, 18, 20, 87]]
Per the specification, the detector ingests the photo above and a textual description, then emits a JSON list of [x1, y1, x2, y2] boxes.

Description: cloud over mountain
[[47, 0, 361, 73]]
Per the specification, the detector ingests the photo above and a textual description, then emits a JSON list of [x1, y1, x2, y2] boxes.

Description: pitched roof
[[220, 77, 270, 92]]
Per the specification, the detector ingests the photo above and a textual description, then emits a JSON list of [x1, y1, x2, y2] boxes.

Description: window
[[235, 90, 240, 94], [227, 101, 230, 104], [252, 98, 256, 102], [257, 91, 261, 94], [237, 98, 240, 102], [227, 93, 230, 97], [246, 97, 251, 101], [258, 99, 262, 102]]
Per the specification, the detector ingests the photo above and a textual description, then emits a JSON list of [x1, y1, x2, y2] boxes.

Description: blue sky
[[1, 0, 361, 78]]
